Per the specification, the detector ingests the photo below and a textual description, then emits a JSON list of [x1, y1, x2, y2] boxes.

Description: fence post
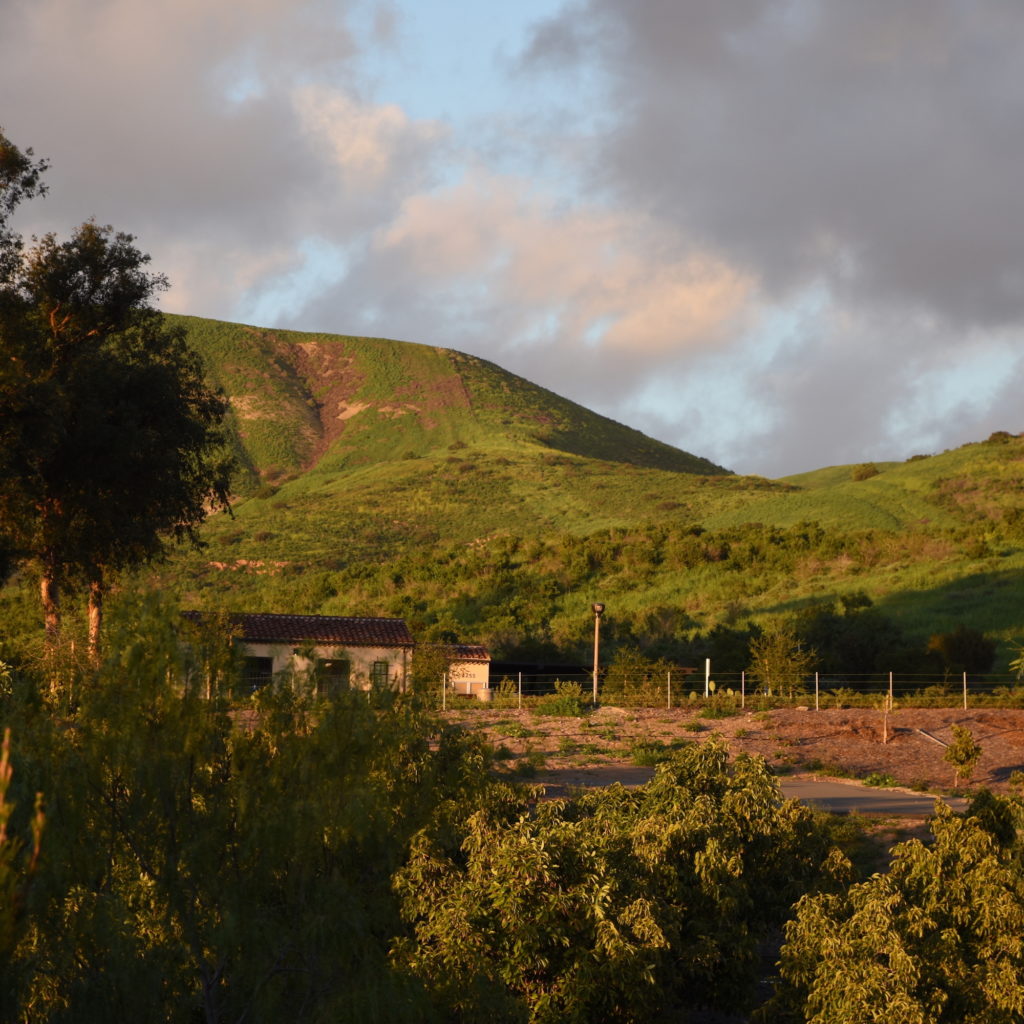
[[889, 670, 893, 704], [704, 658, 710, 699], [667, 671, 672, 710], [963, 670, 967, 711], [741, 670, 745, 710], [442, 672, 446, 711], [518, 671, 522, 711], [815, 671, 819, 712]]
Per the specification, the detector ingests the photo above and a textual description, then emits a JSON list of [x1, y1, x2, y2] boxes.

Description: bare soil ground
[[444, 705, 1024, 796]]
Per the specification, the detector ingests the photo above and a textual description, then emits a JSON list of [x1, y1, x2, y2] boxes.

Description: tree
[[395, 740, 837, 1022], [0, 134, 231, 651], [2, 596, 481, 1021], [926, 624, 996, 678], [945, 724, 982, 789], [0, 128, 47, 279], [0, 727, 44, 960], [747, 623, 816, 698], [762, 809, 1024, 1023]]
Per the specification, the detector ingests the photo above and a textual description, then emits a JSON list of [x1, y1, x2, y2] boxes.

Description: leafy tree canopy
[[0, 130, 232, 645]]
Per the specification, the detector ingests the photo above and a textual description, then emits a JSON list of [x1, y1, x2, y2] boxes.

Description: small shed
[[417, 642, 492, 700], [183, 611, 414, 694]]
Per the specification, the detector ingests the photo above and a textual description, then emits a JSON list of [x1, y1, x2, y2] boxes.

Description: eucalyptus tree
[[0, 130, 231, 651]]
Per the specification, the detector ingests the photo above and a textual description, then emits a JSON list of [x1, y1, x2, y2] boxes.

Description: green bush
[[395, 739, 839, 1022], [764, 810, 1024, 1023], [862, 771, 897, 788], [533, 680, 587, 717]]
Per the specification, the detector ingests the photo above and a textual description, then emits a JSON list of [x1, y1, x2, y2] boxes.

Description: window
[[371, 661, 389, 688], [241, 656, 273, 693], [316, 658, 350, 697]]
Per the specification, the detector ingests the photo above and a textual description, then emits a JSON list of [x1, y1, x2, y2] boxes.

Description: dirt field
[[444, 705, 1024, 796]]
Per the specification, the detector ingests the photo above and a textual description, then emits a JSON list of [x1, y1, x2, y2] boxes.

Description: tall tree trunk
[[40, 569, 60, 645], [88, 577, 104, 664]]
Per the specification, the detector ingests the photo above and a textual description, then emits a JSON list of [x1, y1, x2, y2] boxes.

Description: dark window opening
[[316, 659, 351, 697], [241, 656, 273, 693]]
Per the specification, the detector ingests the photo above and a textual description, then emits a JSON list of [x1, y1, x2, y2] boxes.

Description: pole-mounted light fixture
[[591, 602, 605, 706]]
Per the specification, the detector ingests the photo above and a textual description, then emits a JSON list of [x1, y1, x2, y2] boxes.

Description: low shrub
[[863, 771, 897, 788], [533, 680, 587, 717]]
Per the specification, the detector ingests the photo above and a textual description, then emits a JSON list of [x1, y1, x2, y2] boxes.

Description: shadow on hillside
[[756, 567, 1024, 635]]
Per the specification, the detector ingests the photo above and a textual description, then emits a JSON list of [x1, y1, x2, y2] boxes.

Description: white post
[[704, 658, 710, 699], [667, 670, 672, 710], [518, 671, 522, 711], [741, 670, 745, 710], [815, 671, 819, 712], [963, 670, 968, 711], [591, 603, 605, 708]]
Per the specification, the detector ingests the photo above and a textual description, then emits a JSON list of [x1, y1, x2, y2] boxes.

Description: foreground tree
[[0, 726, 44, 960], [762, 808, 1024, 1023], [0, 128, 47, 274], [395, 739, 838, 1022], [2, 596, 486, 1021], [0, 132, 231, 650]]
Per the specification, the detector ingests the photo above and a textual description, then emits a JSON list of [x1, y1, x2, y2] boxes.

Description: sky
[[2, 0, 1022, 477]]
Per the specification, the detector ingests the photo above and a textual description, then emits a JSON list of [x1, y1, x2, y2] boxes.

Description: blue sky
[[3, 0, 1022, 477]]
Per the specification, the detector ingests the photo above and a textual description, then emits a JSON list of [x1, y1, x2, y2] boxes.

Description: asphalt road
[[779, 777, 969, 816], [538, 766, 970, 817]]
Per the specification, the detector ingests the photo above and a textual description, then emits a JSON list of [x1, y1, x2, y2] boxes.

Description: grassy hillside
[[172, 315, 726, 487], [3, 315, 1023, 673]]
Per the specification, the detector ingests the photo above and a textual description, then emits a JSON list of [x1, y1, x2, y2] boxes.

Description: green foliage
[[927, 624, 997, 676], [394, 739, 837, 1022], [764, 809, 1024, 1023], [629, 738, 687, 765], [862, 771, 897, 788], [0, 596, 493, 1021], [601, 646, 674, 705], [0, 151, 232, 641], [747, 624, 817, 698], [945, 724, 983, 789], [532, 680, 587, 717], [0, 727, 44, 960], [850, 462, 880, 481]]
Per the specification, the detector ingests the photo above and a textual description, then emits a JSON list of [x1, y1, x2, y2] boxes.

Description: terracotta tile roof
[[183, 611, 413, 647], [418, 642, 491, 662]]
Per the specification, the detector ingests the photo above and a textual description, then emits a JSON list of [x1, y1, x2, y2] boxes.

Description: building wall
[[448, 660, 490, 698], [237, 641, 409, 691]]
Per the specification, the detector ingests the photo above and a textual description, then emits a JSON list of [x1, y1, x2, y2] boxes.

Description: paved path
[[779, 776, 968, 816], [537, 766, 969, 817]]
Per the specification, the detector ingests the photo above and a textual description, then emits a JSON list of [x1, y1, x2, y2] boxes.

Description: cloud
[[524, 0, 1024, 328], [511, 0, 1024, 470], [0, 0, 442, 319], [3, 0, 1021, 477], [294, 170, 756, 407]]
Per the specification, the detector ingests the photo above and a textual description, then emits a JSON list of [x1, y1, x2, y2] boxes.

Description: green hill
[[4, 315, 1023, 672], [174, 315, 726, 486]]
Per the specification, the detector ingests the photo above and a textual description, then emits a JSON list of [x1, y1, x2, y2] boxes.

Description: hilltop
[[173, 314, 726, 486]]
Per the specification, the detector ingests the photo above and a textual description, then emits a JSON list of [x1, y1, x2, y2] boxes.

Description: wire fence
[[437, 669, 1024, 711]]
